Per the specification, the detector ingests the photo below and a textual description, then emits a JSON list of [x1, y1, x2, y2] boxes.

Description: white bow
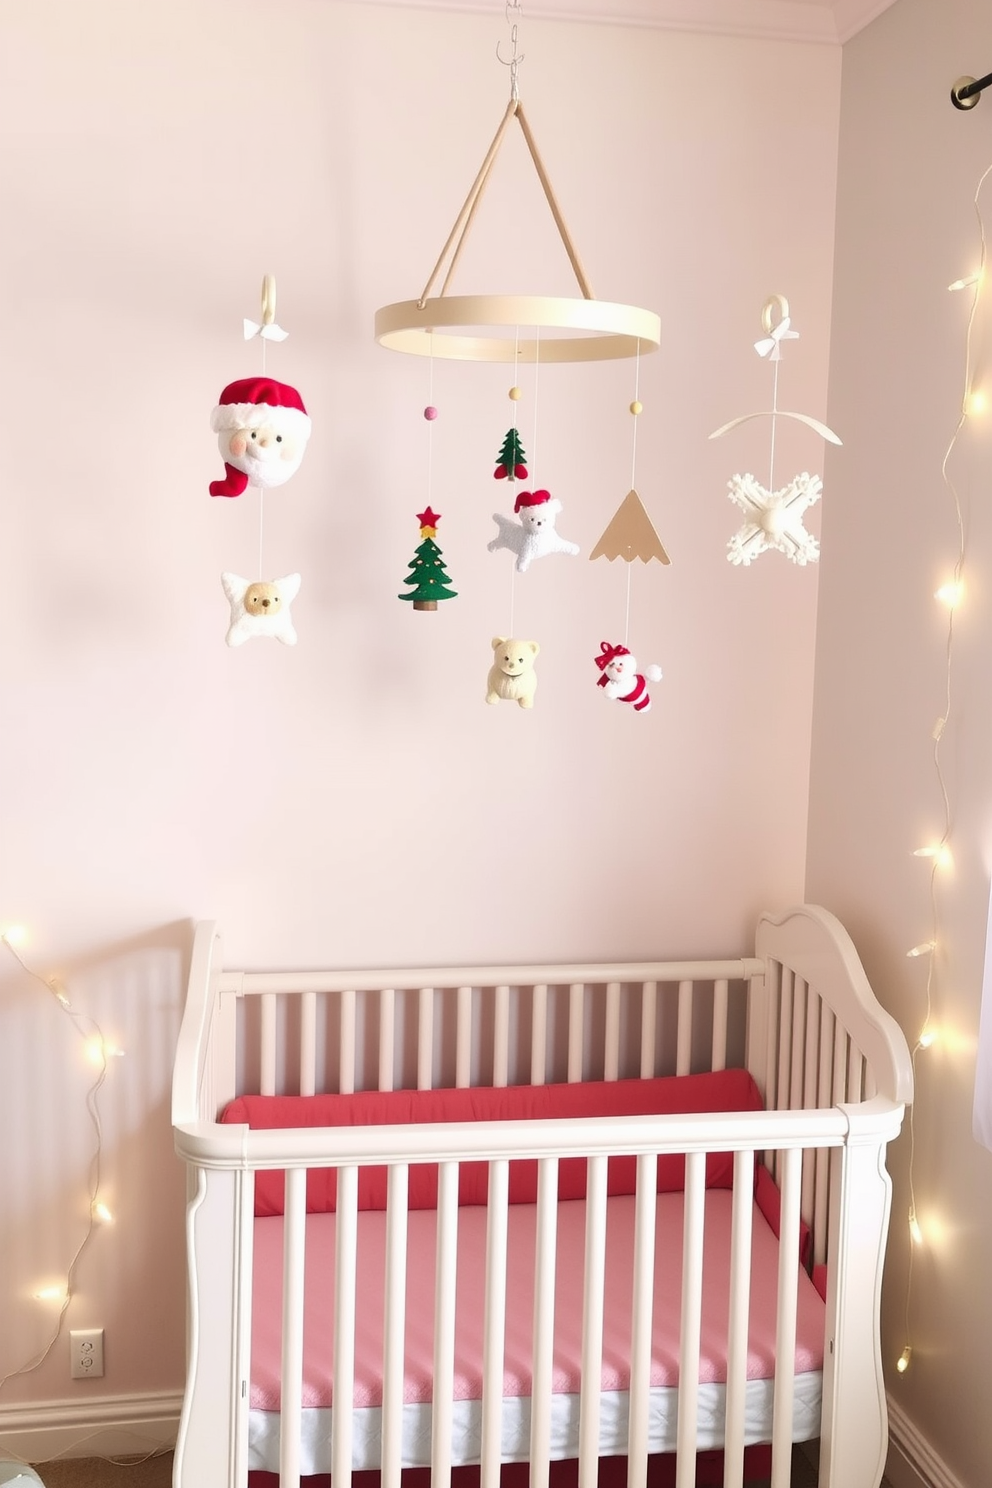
[[754, 316, 799, 361], [243, 318, 289, 342]]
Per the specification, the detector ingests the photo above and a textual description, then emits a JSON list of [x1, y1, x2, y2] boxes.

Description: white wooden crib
[[171, 905, 912, 1488]]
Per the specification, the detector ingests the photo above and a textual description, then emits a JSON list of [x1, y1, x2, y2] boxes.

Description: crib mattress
[[248, 1190, 825, 1474]]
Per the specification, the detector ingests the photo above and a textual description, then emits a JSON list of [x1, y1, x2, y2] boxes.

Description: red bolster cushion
[[221, 1069, 764, 1218]]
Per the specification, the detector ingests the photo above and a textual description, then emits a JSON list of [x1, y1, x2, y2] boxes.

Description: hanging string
[[768, 355, 780, 495], [257, 329, 268, 580], [898, 155, 991, 1378], [531, 325, 541, 482], [630, 340, 641, 490]]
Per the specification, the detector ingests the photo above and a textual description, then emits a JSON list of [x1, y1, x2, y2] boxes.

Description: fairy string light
[[0, 928, 118, 1396], [897, 156, 992, 1376]]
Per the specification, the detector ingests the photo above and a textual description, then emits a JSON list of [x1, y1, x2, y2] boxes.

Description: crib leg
[[817, 1137, 893, 1488], [173, 1167, 254, 1488]]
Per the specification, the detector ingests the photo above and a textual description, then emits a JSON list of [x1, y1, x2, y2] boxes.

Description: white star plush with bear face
[[222, 572, 301, 647], [726, 471, 821, 566]]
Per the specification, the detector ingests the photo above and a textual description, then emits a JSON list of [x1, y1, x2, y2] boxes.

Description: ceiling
[[361, 0, 899, 44]]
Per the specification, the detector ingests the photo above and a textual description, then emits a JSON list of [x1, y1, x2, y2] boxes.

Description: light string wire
[[900, 156, 992, 1376], [0, 935, 109, 1403]]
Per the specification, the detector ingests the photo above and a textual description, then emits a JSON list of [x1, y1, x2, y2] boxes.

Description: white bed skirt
[[248, 1374, 822, 1473]]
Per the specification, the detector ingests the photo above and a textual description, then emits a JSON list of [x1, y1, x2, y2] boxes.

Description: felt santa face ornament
[[209, 377, 312, 498]]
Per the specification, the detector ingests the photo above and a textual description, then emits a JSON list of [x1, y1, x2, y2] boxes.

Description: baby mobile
[[208, 275, 312, 646], [374, 0, 661, 709], [709, 294, 842, 565]]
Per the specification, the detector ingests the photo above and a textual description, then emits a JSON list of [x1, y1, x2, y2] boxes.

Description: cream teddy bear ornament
[[222, 572, 301, 647], [486, 637, 540, 708], [488, 489, 580, 573], [594, 641, 662, 714]]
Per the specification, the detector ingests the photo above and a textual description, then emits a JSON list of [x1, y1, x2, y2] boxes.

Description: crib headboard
[[172, 904, 913, 1129]]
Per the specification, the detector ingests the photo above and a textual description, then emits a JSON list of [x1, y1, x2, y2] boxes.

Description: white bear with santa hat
[[488, 488, 580, 573], [209, 376, 312, 498]]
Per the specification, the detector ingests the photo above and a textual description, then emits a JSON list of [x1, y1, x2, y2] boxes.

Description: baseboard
[[886, 1394, 969, 1488], [0, 1391, 180, 1465]]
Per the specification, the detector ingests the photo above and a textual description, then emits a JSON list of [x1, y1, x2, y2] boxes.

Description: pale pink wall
[[807, 1, 992, 1483], [0, 0, 839, 1441]]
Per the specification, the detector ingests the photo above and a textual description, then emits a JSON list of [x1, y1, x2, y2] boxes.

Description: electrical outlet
[[70, 1328, 104, 1379]]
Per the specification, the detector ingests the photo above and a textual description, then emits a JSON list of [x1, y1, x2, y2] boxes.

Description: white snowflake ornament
[[222, 571, 301, 647], [726, 472, 821, 566]]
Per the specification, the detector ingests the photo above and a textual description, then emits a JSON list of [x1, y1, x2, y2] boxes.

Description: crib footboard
[[172, 906, 912, 1488]]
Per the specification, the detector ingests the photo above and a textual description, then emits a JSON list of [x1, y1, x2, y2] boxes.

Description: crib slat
[[770, 1146, 802, 1488], [456, 985, 473, 1088], [763, 961, 782, 1110], [339, 987, 356, 1095], [711, 979, 729, 1073], [723, 1150, 754, 1488], [676, 980, 693, 1077], [604, 981, 621, 1081], [279, 1166, 307, 1488], [675, 1150, 706, 1488], [789, 978, 807, 1112], [814, 1004, 835, 1267], [332, 1165, 358, 1488], [299, 991, 317, 1096], [776, 968, 793, 1110], [418, 986, 434, 1090], [381, 1165, 409, 1488], [568, 983, 584, 1083], [529, 1157, 559, 1488], [379, 988, 395, 1092], [578, 1154, 608, 1488], [260, 992, 277, 1095], [833, 1017, 848, 1104], [493, 985, 510, 1088], [801, 986, 819, 1225], [626, 1152, 657, 1488], [639, 981, 657, 1079], [431, 1161, 459, 1488], [530, 984, 548, 1086], [848, 1044, 865, 1103], [480, 1160, 509, 1488]]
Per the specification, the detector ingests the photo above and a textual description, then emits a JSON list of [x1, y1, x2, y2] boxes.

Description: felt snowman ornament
[[222, 572, 301, 647], [209, 377, 312, 498], [594, 641, 662, 714]]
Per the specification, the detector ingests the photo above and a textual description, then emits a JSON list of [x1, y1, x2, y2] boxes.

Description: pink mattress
[[250, 1190, 824, 1411]]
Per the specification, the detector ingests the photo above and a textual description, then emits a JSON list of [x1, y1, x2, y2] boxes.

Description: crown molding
[[355, 0, 898, 44]]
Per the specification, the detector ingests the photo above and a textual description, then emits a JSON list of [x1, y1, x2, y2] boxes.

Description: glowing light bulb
[[935, 581, 963, 609], [918, 1029, 936, 1050], [967, 389, 987, 417], [34, 1285, 66, 1303], [896, 1345, 912, 1373], [948, 271, 981, 291], [909, 1213, 924, 1245], [93, 1202, 114, 1224], [913, 844, 953, 869], [85, 1038, 106, 1066], [1, 925, 27, 946], [907, 941, 936, 958]]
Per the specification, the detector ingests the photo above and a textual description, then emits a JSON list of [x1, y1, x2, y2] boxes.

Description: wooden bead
[[629, 400, 643, 416], [508, 386, 522, 401], [424, 405, 438, 420]]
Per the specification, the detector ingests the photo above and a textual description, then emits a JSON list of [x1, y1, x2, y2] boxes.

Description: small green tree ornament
[[494, 427, 528, 482], [398, 507, 458, 611]]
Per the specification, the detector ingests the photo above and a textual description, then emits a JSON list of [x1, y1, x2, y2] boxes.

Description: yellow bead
[[630, 400, 643, 416], [509, 386, 522, 401]]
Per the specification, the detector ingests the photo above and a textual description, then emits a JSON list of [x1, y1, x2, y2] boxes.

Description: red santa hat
[[210, 377, 312, 442], [595, 640, 630, 671], [514, 488, 552, 515]]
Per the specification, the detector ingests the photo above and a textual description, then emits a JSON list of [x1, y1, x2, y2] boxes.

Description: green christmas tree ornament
[[399, 507, 458, 611], [494, 427, 528, 482]]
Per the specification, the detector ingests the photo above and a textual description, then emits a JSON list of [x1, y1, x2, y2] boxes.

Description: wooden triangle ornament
[[589, 490, 671, 565]]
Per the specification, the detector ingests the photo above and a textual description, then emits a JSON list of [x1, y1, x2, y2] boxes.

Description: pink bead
[[424, 405, 438, 421]]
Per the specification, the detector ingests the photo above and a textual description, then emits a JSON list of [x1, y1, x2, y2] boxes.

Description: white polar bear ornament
[[487, 489, 580, 573], [222, 572, 301, 648]]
